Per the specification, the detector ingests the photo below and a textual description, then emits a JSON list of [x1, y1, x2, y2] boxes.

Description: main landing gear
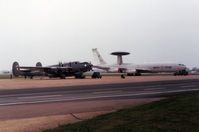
[[75, 74, 86, 79], [127, 73, 141, 76], [121, 74, 125, 79], [92, 72, 102, 79], [174, 70, 188, 76]]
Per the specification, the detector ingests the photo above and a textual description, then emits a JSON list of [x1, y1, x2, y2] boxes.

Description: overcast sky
[[0, 0, 199, 70]]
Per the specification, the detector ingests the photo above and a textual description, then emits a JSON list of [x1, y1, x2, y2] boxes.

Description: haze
[[0, 0, 198, 70]]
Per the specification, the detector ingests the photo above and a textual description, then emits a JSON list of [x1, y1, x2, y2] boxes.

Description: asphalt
[[0, 79, 199, 106]]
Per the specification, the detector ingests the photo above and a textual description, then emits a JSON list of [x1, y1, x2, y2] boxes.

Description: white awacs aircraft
[[92, 48, 188, 76]]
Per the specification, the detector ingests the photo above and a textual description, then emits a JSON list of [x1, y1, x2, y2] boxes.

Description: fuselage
[[46, 62, 92, 77], [95, 63, 187, 74]]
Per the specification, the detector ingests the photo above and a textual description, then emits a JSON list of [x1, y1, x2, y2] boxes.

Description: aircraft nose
[[83, 62, 93, 70]]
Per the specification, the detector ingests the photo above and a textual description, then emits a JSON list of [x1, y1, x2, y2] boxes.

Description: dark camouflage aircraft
[[12, 61, 92, 79]]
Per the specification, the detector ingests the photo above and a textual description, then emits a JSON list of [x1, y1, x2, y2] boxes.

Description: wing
[[19, 66, 49, 71], [93, 65, 110, 71], [19, 66, 72, 72]]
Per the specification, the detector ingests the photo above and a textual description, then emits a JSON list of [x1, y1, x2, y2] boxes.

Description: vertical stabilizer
[[92, 48, 107, 65], [36, 62, 42, 67], [12, 62, 21, 77]]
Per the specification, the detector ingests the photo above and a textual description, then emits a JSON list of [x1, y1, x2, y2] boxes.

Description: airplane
[[12, 61, 93, 79], [92, 48, 188, 76]]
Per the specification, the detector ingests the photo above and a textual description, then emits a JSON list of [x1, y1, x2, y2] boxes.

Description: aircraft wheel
[[60, 74, 66, 79], [75, 74, 85, 79], [127, 73, 134, 76], [135, 73, 141, 76], [121, 75, 125, 79], [80, 75, 86, 79], [182, 70, 188, 76], [92, 72, 101, 79]]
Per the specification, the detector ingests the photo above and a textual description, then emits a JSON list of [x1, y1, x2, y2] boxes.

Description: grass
[[43, 92, 199, 132], [0, 75, 12, 79]]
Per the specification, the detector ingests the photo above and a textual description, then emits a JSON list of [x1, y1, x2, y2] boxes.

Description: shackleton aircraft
[[92, 48, 188, 76], [12, 61, 93, 79]]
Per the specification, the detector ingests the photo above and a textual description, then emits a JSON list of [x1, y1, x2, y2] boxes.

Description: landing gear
[[127, 73, 134, 76], [75, 74, 86, 79], [174, 70, 188, 76], [127, 72, 141, 76], [92, 72, 102, 79], [60, 74, 66, 79], [135, 73, 141, 76], [121, 74, 125, 79]]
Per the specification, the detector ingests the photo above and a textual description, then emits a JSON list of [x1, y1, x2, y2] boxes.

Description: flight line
[[0, 48, 197, 132], [11, 48, 189, 79]]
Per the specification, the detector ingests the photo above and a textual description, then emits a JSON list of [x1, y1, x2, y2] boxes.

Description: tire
[[135, 73, 141, 76], [75, 74, 85, 79], [60, 74, 66, 79], [121, 75, 125, 79], [92, 72, 101, 79], [127, 73, 134, 76]]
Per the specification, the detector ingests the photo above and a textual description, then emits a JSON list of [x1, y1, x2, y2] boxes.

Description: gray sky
[[0, 0, 199, 70]]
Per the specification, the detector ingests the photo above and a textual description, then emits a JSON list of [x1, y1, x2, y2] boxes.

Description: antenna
[[111, 52, 130, 65]]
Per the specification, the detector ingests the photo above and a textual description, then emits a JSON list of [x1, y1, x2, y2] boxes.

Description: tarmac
[[0, 75, 199, 90], [0, 75, 199, 132]]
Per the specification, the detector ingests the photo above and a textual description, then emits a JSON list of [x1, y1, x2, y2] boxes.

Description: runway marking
[[1, 88, 199, 106], [18, 95, 62, 99], [144, 88, 165, 91], [180, 85, 197, 88]]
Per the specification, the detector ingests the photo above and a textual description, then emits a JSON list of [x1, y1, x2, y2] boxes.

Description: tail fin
[[36, 62, 42, 67], [92, 48, 107, 65], [12, 62, 21, 77]]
